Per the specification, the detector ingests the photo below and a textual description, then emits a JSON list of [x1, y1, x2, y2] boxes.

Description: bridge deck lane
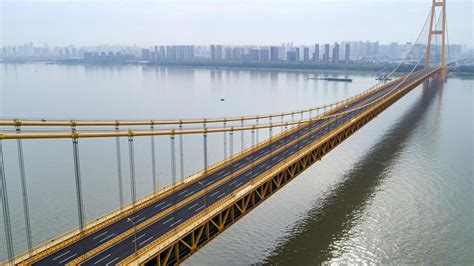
[[32, 68, 434, 265]]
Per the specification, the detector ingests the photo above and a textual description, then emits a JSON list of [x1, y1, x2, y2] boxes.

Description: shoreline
[[1, 60, 472, 77]]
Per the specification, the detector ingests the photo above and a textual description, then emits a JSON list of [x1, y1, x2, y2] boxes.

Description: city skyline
[[4, 41, 466, 63], [1, 0, 472, 46]]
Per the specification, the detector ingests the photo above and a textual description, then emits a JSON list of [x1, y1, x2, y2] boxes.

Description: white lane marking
[[106, 257, 120, 265], [94, 254, 111, 265], [265, 165, 271, 169], [154, 201, 166, 208], [163, 217, 174, 224], [245, 172, 251, 176], [129, 214, 139, 220], [135, 216, 146, 223], [139, 236, 154, 246], [52, 250, 70, 261], [189, 202, 200, 209], [99, 233, 115, 243], [169, 219, 182, 227], [92, 231, 108, 240], [135, 234, 147, 241], [210, 190, 220, 197], [217, 192, 226, 199], [159, 202, 172, 210], [194, 205, 204, 212], [58, 253, 77, 264], [272, 157, 278, 161], [236, 181, 243, 187], [178, 189, 188, 195], [184, 191, 194, 197], [207, 179, 217, 185], [229, 180, 237, 185]]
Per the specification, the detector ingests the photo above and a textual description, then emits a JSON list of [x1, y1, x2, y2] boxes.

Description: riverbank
[[2, 59, 473, 76]]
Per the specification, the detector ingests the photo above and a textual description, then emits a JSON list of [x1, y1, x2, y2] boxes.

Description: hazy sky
[[1, 0, 472, 46]]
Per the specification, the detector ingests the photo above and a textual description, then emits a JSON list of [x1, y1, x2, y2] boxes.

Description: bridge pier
[[437, 66, 447, 81]]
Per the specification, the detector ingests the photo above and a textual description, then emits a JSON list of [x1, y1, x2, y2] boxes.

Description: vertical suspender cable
[[284, 123, 289, 162], [269, 122, 273, 154], [203, 129, 208, 172], [281, 115, 284, 133], [150, 124, 157, 192], [0, 140, 14, 264], [256, 118, 259, 144], [72, 131, 85, 233], [229, 128, 234, 158], [115, 124, 124, 208], [179, 123, 184, 179], [15, 126, 33, 252], [251, 127, 256, 149], [240, 119, 244, 152], [170, 130, 177, 185], [269, 117, 273, 156], [223, 121, 227, 159], [128, 133, 136, 206]]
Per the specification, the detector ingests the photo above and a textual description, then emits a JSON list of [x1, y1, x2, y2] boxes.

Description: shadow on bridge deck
[[263, 80, 443, 265]]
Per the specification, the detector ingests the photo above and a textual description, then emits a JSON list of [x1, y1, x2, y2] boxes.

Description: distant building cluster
[[83, 52, 135, 63], [140, 45, 195, 61], [1, 41, 468, 65]]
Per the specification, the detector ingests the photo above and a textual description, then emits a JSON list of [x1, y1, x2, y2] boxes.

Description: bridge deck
[[17, 68, 438, 266]]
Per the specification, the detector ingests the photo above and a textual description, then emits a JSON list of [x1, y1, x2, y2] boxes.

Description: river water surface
[[0, 64, 472, 264]]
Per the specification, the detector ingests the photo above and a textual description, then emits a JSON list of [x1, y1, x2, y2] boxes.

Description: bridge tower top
[[425, 0, 447, 80]]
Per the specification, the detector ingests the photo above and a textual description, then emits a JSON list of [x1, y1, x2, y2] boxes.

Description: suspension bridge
[[0, 1, 449, 265]]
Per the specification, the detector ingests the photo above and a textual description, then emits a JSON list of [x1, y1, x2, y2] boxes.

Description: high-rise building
[[210, 45, 223, 61], [225, 47, 233, 60], [313, 44, 319, 61], [295, 47, 300, 62], [373, 41, 379, 57], [232, 48, 242, 61], [216, 45, 223, 61], [324, 44, 330, 63], [249, 49, 260, 61], [260, 49, 270, 62], [332, 43, 340, 63], [303, 47, 309, 62], [345, 43, 350, 63], [390, 42, 399, 58], [153, 45, 158, 61], [159, 46, 166, 60], [141, 48, 151, 60], [270, 46, 279, 61], [287, 51, 297, 62]]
